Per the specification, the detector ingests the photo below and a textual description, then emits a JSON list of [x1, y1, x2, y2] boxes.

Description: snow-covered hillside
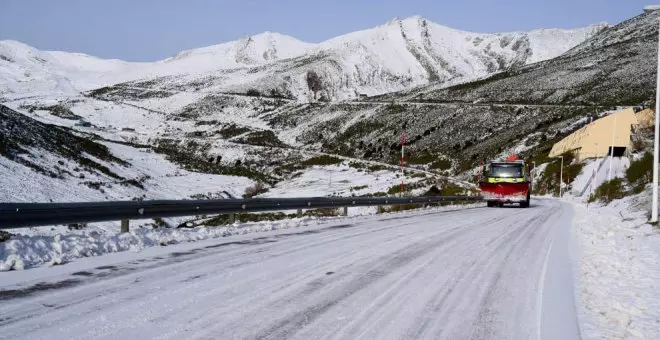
[[0, 40, 145, 97], [163, 32, 313, 69], [525, 24, 608, 64], [0, 17, 606, 101], [0, 32, 312, 99]]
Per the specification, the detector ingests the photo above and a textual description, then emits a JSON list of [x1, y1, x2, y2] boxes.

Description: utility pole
[[532, 161, 537, 191], [652, 19, 660, 223], [556, 156, 564, 198], [608, 112, 617, 181]]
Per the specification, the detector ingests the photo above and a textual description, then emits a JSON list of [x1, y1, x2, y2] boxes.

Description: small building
[[549, 108, 655, 161]]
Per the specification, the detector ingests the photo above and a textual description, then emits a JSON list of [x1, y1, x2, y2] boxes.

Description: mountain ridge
[[0, 16, 608, 101]]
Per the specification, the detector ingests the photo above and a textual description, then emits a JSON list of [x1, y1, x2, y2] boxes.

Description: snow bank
[[571, 157, 629, 197], [0, 203, 482, 271], [571, 198, 660, 339], [0, 218, 316, 271]]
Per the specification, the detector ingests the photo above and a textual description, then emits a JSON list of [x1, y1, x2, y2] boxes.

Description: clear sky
[[0, 0, 652, 61]]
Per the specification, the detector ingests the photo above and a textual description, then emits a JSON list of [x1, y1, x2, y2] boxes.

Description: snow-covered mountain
[[0, 17, 607, 101], [163, 32, 313, 68], [3, 10, 657, 207], [0, 32, 312, 98], [0, 40, 144, 97]]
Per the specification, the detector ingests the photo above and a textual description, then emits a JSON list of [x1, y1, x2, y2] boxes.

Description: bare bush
[[306, 71, 323, 98], [67, 223, 87, 230], [243, 182, 268, 198], [306, 208, 339, 217], [0, 230, 11, 243]]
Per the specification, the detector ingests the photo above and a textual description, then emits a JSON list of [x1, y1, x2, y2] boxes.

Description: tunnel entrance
[[607, 146, 626, 157]]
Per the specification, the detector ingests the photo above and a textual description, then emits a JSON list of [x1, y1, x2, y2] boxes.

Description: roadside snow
[[570, 194, 660, 340], [0, 203, 482, 271], [0, 219, 311, 271], [571, 157, 629, 197]]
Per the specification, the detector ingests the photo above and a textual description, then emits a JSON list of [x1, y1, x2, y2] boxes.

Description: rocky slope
[[399, 11, 657, 107], [276, 10, 659, 175]]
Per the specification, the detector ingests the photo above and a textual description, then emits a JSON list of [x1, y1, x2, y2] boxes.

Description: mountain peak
[[386, 15, 427, 26], [386, 17, 401, 25]]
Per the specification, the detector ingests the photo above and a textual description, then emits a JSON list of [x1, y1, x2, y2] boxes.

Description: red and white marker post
[[401, 134, 405, 197]]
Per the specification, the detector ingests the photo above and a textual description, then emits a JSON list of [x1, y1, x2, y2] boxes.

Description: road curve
[[0, 199, 578, 340]]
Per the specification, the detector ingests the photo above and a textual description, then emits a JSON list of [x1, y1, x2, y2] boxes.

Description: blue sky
[[0, 0, 652, 61]]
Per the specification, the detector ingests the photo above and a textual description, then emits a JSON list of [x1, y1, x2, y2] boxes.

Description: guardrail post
[[297, 209, 303, 218], [228, 213, 236, 224], [377, 205, 384, 214], [120, 219, 129, 233], [342, 206, 348, 216]]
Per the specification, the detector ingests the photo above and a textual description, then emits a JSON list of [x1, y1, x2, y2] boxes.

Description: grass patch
[[368, 164, 389, 172], [86, 86, 116, 98], [444, 71, 512, 92], [533, 151, 582, 196], [385, 103, 408, 114], [360, 191, 388, 197], [306, 208, 340, 217], [626, 153, 652, 193], [563, 162, 585, 185], [409, 172, 427, 178], [589, 178, 626, 203], [216, 124, 251, 139], [385, 203, 423, 212], [335, 120, 385, 145], [348, 161, 390, 172], [246, 88, 261, 97], [406, 151, 437, 165], [301, 155, 343, 167], [203, 212, 293, 225], [201, 207, 341, 225], [20, 104, 82, 120], [429, 159, 452, 170], [386, 179, 436, 195], [233, 130, 287, 148], [387, 184, 406, 195]]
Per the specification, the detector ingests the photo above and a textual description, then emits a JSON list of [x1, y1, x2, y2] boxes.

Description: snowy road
[[0, 199, 579, 340]]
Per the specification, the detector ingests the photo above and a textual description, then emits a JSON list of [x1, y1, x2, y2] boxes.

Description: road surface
[[0, 199, 579, 340]]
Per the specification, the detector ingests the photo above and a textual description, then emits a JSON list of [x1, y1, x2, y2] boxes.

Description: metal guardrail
[[0, 196, 482, 230]]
